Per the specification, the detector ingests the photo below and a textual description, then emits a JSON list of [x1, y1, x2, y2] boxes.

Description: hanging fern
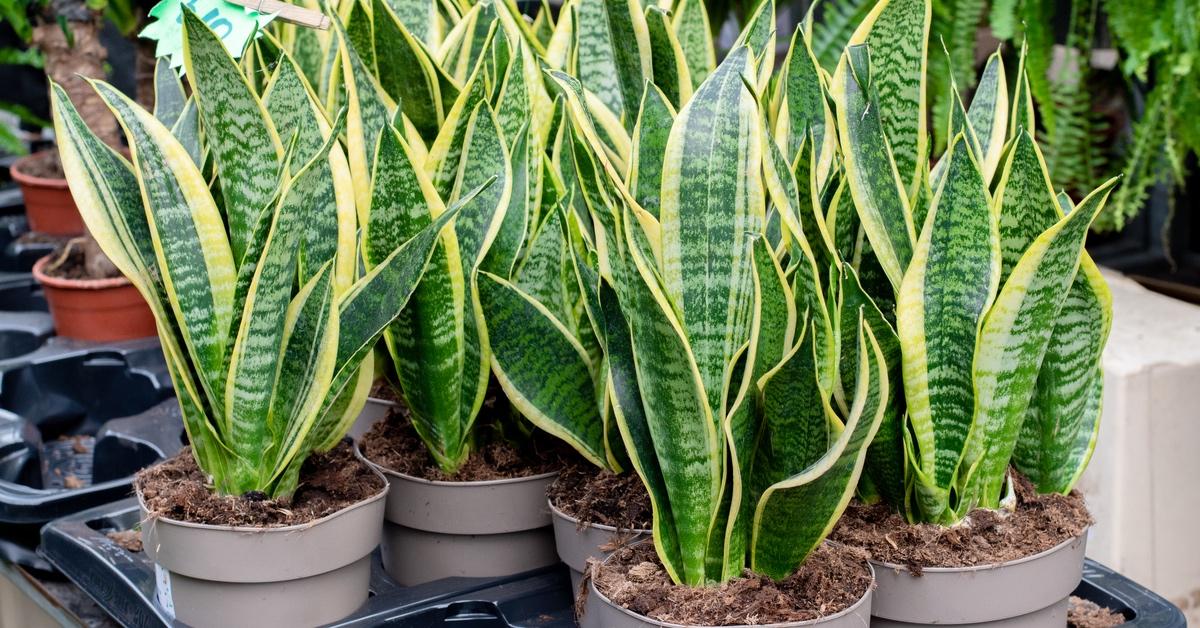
[[811, 0, 876, 70]]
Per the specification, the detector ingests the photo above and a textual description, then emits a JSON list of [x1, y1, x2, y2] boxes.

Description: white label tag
[[155, 563, 176, 619]]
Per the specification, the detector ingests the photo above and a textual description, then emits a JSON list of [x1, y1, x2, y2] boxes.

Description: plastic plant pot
[[360, 441, 558, 586], [32, 255, 157, 342], [137, 450, 388, 628], [10, 152, 84, 236], [867, 532, 1087, 627], [548, 500, 649, 593], [581, 540, 874, 628]]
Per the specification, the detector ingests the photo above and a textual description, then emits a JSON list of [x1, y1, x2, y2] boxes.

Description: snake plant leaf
[[672, 0, 715, 90], [153, 58, 186, 128], [896, 136, 998, 521], [572, 0, 652, 127], [428, 41, 493, 198], [995, 129, 1060, 282], [731, 0, 775, 89], [959, 176, 1118, 511], [181, 9, 282, 265], [644, 6, 693, 109], [777, 27, 836, 185], [345, 0, 376, 72], [1009, 41, 1035, 137], [373, 0, 449, 141], [628, 83, 675, 219], [837, 44, 916, 290], [92, 79, 236, 423], [751, 316, 888, 579], [1016, 253, 1109, 494], [169, 99, 201, 169], [615, 205, 721, 586], [517, 205, 574, 326], [660, 46, 765, 420], [965, 51, 1008, 183], [263, 55, 357, 290], [839, 264, 906, 509], [840, 0, 930, 198], [451, 103, 512, 271], [723, 236, 798, 559], [600, 279, 686, 584], [477, 271, 607, 467], [338, 17, 396, 223], [382, 0, 439, 45], [481, 122, 532, 278], [532, 0, 555, 47]]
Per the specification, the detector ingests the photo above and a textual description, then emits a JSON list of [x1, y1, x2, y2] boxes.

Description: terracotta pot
[[11, 152, 85, 236], [866, 532, 1088, 627], [138, 452, 387, 628], [549, 499, 650, 594], [358, 441, 558, 585], [33, 255, 157, 341], [582, 540, 875, 628]]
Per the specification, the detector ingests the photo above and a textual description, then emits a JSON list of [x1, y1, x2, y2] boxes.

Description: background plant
[[50, 9, 467, 498]]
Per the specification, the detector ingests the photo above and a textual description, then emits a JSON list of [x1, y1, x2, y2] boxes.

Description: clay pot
[[359, 440, 558, 585], [137, 452, 388, 628], [549, 500, 649, 593], [11, 152, 85, 236], [33, 255, 157, 341], [582, 540, 875, 628], [867, 532, 1088, 627]]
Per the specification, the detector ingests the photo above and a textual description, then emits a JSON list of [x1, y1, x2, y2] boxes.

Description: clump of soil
[[15, 151, 65, 180], [107, 530, 142, 553], [136, 442, 384, 527], [589, 542, 871, 625], [16, 231, 69, 246], [42, 237, 121, 281], [830, 472, 1092, 571], [1068, 596, 1127, 627], [360, 408, 568, 482], [547, 459, 652, 530]]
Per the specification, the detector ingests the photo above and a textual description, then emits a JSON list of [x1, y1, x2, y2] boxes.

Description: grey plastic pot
[[362, 445, 558, 585], [349, 396, 398, 439], [548, 500, 650, 593], [581, 540, 874, 628], [136, 454, 387, 628], [868, 531, 1088, 627]]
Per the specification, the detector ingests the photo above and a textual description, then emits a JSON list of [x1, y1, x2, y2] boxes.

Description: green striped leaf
[[481, 122, 533, 279], [732, 0, 775, 88], [644, 6, 692, 109], [995, 129, 1059, 283], [896, 136, 998, 522], [672, 0, 715, 91], [339, 16, 396, 221], [153, 58, 186, 128], [844, 0, 930, 197], [965, 51, 1008, 183], [751, 316, 888, 579], [451, 103, 512, 271], [777, 27, 835, 182], [383, 0, 439, 45], [1015, 253, 1109, 494], [477, 271, 606, 467], [373, 0, 450, 141], [92, 79, 236, 425], [517, 205, 574, 326], [959, 177, 1118, 510], [169, 99, 201, 168], [571, 0, 652, 127], [628, 84, 675, 219], [427, 45, 492, 198], [181, 9, 282, 264], [1009, 41, 1035, 138], [660, 46, 765, 421], [837, 44, 916, 290], [345, 0, 376, 72]]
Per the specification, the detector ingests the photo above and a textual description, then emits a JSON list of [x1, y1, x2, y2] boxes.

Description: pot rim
[[33, 255, 133, 290], [548, 499, 652, 535], [357, 441, 558, 487], [860, 526, 1088, 573], [588, 539, 875, 628], [136, 446, 388, 534], [11, 151, 69, 188]]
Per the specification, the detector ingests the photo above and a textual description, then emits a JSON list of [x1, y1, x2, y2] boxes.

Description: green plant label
[[141, 0, 274, 68]]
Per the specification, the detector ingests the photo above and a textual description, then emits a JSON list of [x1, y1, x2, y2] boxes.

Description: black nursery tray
[[41, 497, 576, 628], [40, 497, 1186, 628]]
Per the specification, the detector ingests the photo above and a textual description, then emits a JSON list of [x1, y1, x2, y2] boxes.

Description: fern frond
[[811, 0, 875, 70]]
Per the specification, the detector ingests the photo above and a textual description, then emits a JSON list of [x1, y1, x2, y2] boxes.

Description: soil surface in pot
[[548, 459, 651, 530], [15, 151, 65, 179], [1067, 596, 1126, 628], [589, 542, 871, 625], [137, 442, 385, 527], [360, 408, 568, 481], [830, 472, 1091, 571], [42, 238, 121, 280]]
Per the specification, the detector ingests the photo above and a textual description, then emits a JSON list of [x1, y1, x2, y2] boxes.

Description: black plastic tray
[[41, 497, 575, 627], [39, 497, 1186, 628], [0, 212, 61, 273]]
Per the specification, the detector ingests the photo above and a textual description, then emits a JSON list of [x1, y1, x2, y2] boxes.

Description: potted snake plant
[[339, 0, 575, 584], [762, 0, 1116, 625], [538, 6, 889, 620], [49, 10, 472, 628]]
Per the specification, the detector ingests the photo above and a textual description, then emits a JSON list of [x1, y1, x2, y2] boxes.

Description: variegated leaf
[[672, 0, 715, 90], [628, 84, 675, 219]]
